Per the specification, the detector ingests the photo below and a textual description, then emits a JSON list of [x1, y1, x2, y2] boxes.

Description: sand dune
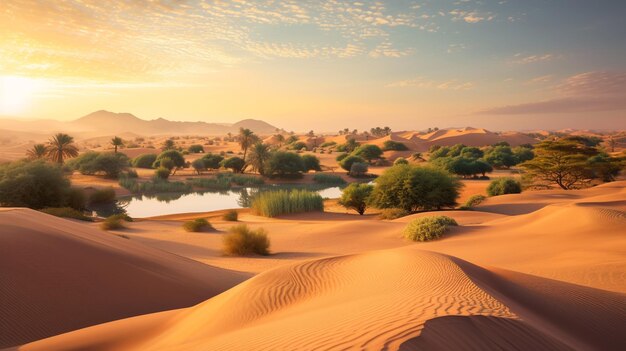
[[0, 208, 247, 348], [15, 248, 626, 350]]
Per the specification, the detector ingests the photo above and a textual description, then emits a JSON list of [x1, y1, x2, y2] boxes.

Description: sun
[[0, 76, 42, 115]]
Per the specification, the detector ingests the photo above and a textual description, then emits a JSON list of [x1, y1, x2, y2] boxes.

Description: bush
[[222, 224, 270, 256], [462, 194, 487, 209], [265, 152, 305, 178], [132, 153, 157, 169], [312, 173, 346, 184], [353, 144, 383, 162], [252, 189, 323, 217], [349, 162, 369, 177], [223, 209, 239, 221], [191, 158, 207, 175], [370, 165, 462, 212], [41, 207, 92, 221], [403, 216, 458, 242], [0, 160, 70, 209], [201, 153, 224, 170], [188, 144, 205, 153], [220, 157, 246, 173], [100, 215, 127, 230], [64, 188, 86, 210], [121, 179, 191, 194], [486, 177, 522, 196], [302, 154, 322, 172], [67, 152, 129, 179], [89, 187, 116, 204], [153, 150, 185, 172], [124, 169, 138, 178], [379, 208, 409, 220], [339, 183, 374, 215], [382, 140, 409, 151], [394, 157, 409, 166], [340, 155, 366, 172], [335, 153, 349, 162], [320, 141, 336, 148], [188, 176, 231, 190], [228, 174, 265, 186], [154, 167, 170, 180], [289, 141, 308, 151], [183, 218, 213, 232]]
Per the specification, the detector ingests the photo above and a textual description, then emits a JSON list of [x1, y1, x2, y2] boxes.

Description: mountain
[[71, 110, 279, 135]]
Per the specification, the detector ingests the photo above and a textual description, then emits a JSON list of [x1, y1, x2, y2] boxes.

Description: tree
[[273, 134, 285, 147], [132, 153, 157, 168], [0, 160, 70, 209], [350, 162, 368, 177], [343, 138, 360, 153], [265, 151, 305, 178], [340, 155, 366, 174], [68, 152, 129, 179], [339, 183, 374, 215], [201, 153, 224, 170], [460, 147, 483, 160], [188, 144, 204, 153], [162, 139, 176, 151], [411, 152, 425, 162], [110, 136, 124, 153], [513, 146, 534, 163], [153, 150, 185, 174], [370, 165, 462, 212], [353, 144, 383, 163], [191, 158, 207, 175], [520, 139, 601, 190], [484, 145, 517, 168], [302, 154, 321, 172], [238, 128, 259, 161], [47, 133, 79, 164], [248, 143, 271, 175], [221, 157, 246, 173], [382, 140, 409, 151], [26, 144, 48, 160]]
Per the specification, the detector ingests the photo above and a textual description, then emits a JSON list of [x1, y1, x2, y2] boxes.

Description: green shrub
[[223, 209, 238, 221], [462, 194, 487, 209], [289, 141, 308, 151], [349, 162, 369, 177], [403, 216, 458, 242], [64, 188, 86, 210], [335, 153, 349, 162], [188, 144, 205, 153], [312, 173, 346, 184], [124, 169, 138, 178], [154, 167, 170, 180], [68, 152, 129, 179], [353, 144, 383, 162], [202, 153, 225, 170], [252, 189, 323, 217], [265, 151, 305, 178], [370, 165, 462, 212], [487, 177, 522, 196], [229, 174, 264, 186], [320, 141, 337, 148], [394, 157, 409, 166], [183, 218, 213, 232], [100, 215, 127, 230], [340, 155, 366, 172], [41, 207, 92, 221], [220, 157, 246, 173], [222, 224, 270, 256], [339, 183, 374, 215], [0, 161, 71, 209], [189, 177, 231, 190], [379, 208, 409, 220], [119, 178, 191, 194], [301, 154, 322, 172], [133, 154, 158, 169], [153, 150, 185, 172], [191, 159, 207, 174], [89, 187, 116, 204], [383, 140, 409, 151]]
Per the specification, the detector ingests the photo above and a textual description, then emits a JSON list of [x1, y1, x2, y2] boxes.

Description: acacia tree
[[26, 144, 48, 160], [111, 136, 124, 153], [520, 139, 605, 190], [47, 133, 79, 164], [339, 183, 374, 215]]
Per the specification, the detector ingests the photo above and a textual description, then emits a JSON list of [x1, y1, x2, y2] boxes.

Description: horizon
[[1, 1, 626, 131]]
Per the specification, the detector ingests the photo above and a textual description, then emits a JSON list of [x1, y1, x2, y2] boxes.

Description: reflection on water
[[117, 184, 344, 218]]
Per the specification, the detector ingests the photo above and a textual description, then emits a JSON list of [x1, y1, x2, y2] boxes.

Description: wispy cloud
[[386, 77, 474, 90], [511, 53, 559, 64]]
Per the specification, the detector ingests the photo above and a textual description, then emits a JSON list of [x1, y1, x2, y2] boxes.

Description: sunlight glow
[[0, 76, 42, 115]]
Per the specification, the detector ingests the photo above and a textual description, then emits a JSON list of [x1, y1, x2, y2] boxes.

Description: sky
[[0, 0, 625, 132]]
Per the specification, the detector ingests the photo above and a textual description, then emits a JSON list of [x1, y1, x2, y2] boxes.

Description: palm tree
[[26, 144, 48, 160], [47, 133, 79, 164], [274, 134, 285, 148], [411, 152, 425, 162], [238, 128, 258, 161], [111, 136, 124, 153], [247, 142, 271, 175]]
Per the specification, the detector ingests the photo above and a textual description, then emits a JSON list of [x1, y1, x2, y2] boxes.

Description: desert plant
[[339, 183, 374, 215], [111, 136, 124, 153], [247, 142, 271, 175], [201, 153, 225, 170], [124, 169, 138, 178], [301, 154, 322, 172], [403, 216, 458, 242], [265, 151, 305, 178], [26, 144, 48, 160], [154, 167, 171, 180], [382, 140, 409, 151], [100, 215, 127, 230], [47, 133, 79, 164], [132, 153, 157, 169], [223, 209, 239, 221], [188, 144, 205, 153], [183, 218, 213, 232], [188, 177, 231, 190], [462, 194, 487, 209], [251, 189, 323, 217], [191, 158, 207, 175], [486, 178, 522, 196], [89, 187, 116, 204], [378, 208, 409, 220], [394, 157, 409, 166], [340, 155, 366, 173], [312, 173, 346, 184], [68, 152, 129, 178], [41, 207, 92, 221], [162, 139, 176, 150], [0, 160, 70, 209], [63, 187, 86, 210], [222, 224, 270, 256], [221, 157, 246, 173], [153, 150, 185, 174], [349, 162, 369, 177], [238, 128, 259, 161], [353, 144, 383, 163]]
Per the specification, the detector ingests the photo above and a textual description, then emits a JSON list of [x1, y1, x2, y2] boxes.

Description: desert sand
[[3, 181, 625, 350]]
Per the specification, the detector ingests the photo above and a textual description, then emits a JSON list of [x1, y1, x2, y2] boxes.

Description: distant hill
[[0, 110, 279, 137]]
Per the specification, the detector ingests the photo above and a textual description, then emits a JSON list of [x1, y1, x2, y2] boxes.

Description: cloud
[[386, 77, 474, 90], [512, 53, 559, 64], [479, 71, 626, 115]]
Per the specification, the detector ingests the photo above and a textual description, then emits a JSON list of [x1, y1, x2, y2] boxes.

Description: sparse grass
[[312, 173, 346, 184], [378, 208, 409, 220], [251, 189, 323, 217], [119, 178, 192, 194], [228, 174, 264, 186], [222, 224, 270, 256], [461, 194, 487, 210], [183, 218, 213, 232], [100, 215, 128, 230], [40, 207, 92, 221], [403, 216, 458, 242], [223, 209, 238, 221], [188, 177, 231, 190]]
